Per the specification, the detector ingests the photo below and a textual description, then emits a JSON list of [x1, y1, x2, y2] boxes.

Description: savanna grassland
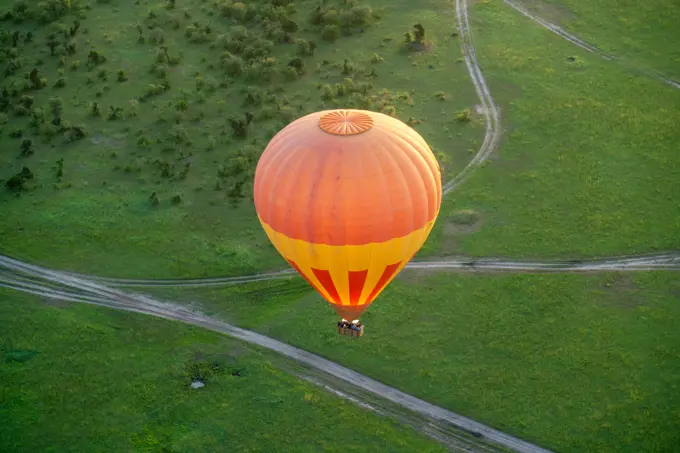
[[420, 0, 680, 260], [0, 289, 448, 453], [515, 0, 680, 80], [148, 271, 680, 453], [0, 0, 483, 278], [2, 0, 680, 453]]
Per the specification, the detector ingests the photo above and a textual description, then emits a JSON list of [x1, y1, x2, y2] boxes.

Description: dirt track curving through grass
[[502, 0, 680, 90], [0, 254, 549, 453], [49, 252, 680, 288], [2, 0, 678, 452], [443, 0, 503, 194]]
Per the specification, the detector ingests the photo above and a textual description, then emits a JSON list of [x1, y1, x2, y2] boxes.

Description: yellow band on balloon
[[259, 217, 437, 307]]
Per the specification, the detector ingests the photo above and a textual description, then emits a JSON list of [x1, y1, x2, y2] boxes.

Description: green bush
[[455, 108, 472, 123], [321, 25, 340, 42]]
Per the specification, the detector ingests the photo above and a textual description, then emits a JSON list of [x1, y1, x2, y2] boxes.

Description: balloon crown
[[318, 110, 374, 136]]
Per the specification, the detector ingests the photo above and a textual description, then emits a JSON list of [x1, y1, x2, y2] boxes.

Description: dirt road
[[0, 254, 551, 453], [59, 252, 679, 288]]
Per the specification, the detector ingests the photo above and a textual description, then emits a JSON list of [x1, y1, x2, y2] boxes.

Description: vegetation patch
[[161, 271, 680, 453], [0, 291, 447, 453], [0, 0, 480, 278]]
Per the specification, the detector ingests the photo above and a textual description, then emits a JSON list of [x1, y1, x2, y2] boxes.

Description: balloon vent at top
[[318, 110, 374, 136]]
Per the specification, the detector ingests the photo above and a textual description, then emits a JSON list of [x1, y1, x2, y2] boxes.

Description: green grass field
[[2, 0, 680, 451], [0, 0, 483, 278], [2, 0, 678, 278], [0, 289, 447, 453], [518, 0, 680, 79], [148, 271, 680, 453], [420, 0, 680, 260]]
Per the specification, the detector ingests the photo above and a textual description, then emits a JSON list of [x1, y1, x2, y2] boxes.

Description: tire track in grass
[[502, 0, 680, 90], [444, 0, 503, 194], [54, 251, 680, 288], [0, 254, 551, 453]]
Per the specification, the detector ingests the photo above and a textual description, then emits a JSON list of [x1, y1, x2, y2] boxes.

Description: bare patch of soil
[[91, 134, 124, 149], [600, 274, 645, 310], [444, 209, 483, 235]]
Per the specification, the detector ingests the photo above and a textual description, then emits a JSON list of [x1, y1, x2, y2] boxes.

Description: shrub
[[20, 138, 33, 156], [321, 25, 339, 42], [5, 166, 34, 192], [89, 101, 101, 116], [455, 108, 472, 123], [48, 97, 62, 115], [66, 124, 87, 142], [107, 106, 124, 120], [222, 52, 244, 76], [295, 38, 317, 57], [381, 105, 396, 117], [170, 193, 182, 204], [288, 57, 305, 75], [13, 105, 30, 116], [87, 50, 106, 68], [320, 84, 335, 101], [169, 124, 189, 144]]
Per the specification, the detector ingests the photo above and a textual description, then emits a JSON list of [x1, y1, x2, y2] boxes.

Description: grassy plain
[[515, 0, 680, 79], [421, 0, 680, 260], [149, 271, 680, 453], [0, 289, 447, 453], [0, 0, 482, 278]]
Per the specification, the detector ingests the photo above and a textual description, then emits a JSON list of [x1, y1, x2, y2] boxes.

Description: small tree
[[29, 68, 45, 89], [228, 112, 253, 138], [321, 25, 339, 42], [20, 139, 33, 156], [69, 20, 80, 36], [48, 97, 63, 116], [107, 106, 124, 120], [227, 180, 245, 207], [53, 158, 64, 181], [413, 24, 425, 43], [47, 37, 59, 56], [87, 50, 106, 68], [5, 166, 34, 192], [288, 57, 305, 75], [89, 101, 101, 116]]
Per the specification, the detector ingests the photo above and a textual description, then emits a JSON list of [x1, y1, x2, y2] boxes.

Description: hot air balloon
[[253, 109, 442, 335]]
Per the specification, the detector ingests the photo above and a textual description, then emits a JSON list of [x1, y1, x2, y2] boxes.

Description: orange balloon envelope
[[253, 109, 442, 321]]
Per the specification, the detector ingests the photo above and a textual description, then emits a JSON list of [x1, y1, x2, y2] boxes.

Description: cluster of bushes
[[1, 0, 80, 25], [1, 89, 88, 144], [309, 0, 378, 42], [221, 51, 300, 83]]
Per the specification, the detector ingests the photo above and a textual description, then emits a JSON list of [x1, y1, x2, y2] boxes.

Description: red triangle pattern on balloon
[[286, 259, 403, 306]]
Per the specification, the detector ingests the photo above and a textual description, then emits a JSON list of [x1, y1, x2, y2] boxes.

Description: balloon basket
[[337, 320, 364, 337]]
